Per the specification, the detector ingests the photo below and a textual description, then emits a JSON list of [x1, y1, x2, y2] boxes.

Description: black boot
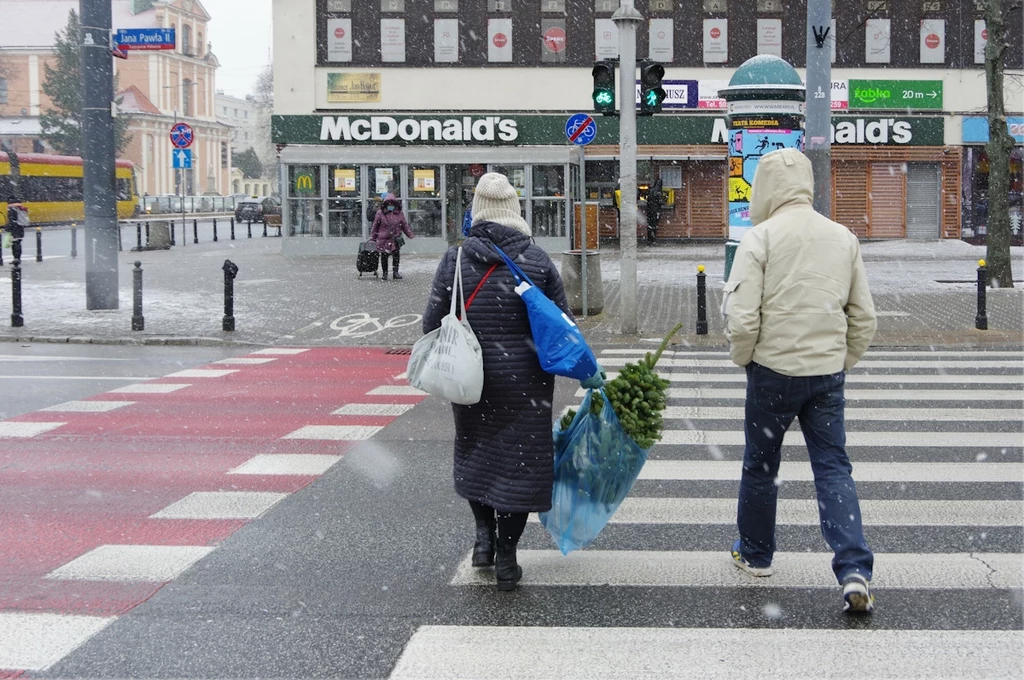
[[495, 539, 523, 591], [392, 270, 403, 280], [471, 519, 496, 568]]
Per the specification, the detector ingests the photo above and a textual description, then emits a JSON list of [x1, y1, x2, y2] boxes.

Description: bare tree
[[251, 65, 277, 192], [980, 0, 1020, 288]]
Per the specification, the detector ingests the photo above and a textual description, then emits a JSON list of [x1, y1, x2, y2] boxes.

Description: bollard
[[117, 223, 123, 252], [247, 220, 252, 239], [222, 259, 239, 332], [10, 259, 22, 327], [170, 220, 176, 246], [132, 261, 144, 331], [0, 232, 4, 266], [230, 218, 236, 240], [136, 222, 143, 250], [35, 228, 42, 262], [213, 218, 218, 242], [696, 264, 708, 335], [193, 219, 199, 245], [262, 220, 267, 238], [70, 224, 78, 259], [145, 221, 150, 246], [976, 259, 988, 331]]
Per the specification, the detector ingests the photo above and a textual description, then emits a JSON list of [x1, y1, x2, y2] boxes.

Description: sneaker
[[731, 539, 773, 577], [842, 573, 875, 613]]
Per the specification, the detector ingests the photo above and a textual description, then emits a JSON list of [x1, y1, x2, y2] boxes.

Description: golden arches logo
[[295, 174, 314, 191]]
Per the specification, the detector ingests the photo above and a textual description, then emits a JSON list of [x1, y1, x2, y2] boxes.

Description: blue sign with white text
[[114, 28, 175, 51], [962, 117, 1024, 145], [172, 149, 192, 169]]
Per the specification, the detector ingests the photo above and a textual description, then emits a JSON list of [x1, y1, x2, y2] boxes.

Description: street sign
[[848, 79, 943, 110], [565, 113, 597, 146], [114, 27, 175, 51], [170, 122, 194, 149], [172, 149, 192, 169]]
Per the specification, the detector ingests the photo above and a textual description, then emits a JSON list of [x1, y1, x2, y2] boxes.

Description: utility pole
[[612, 0, 642, 336], [81, 0, 119, 309], [805, 0, 833, 216]]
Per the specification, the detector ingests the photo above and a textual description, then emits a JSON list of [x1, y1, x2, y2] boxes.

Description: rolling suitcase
[[357, 241, 379, 277]]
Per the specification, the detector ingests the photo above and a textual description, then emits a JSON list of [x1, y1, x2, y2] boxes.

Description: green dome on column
[[719, 55, 805, 102]]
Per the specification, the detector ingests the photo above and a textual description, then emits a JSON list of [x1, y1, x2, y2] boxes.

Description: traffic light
[[639, 60, 666, 115], [592, 60, 616, 115]]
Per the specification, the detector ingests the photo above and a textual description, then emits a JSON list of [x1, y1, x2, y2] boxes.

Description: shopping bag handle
[[449, 246, 468, 320], [491, 244, 537, 289]]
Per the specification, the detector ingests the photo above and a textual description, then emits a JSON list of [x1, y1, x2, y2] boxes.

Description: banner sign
[[849, 79, 943, 110]]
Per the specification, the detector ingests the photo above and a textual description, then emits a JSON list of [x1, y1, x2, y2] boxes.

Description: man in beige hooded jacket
[[723, 148, 878, 614]]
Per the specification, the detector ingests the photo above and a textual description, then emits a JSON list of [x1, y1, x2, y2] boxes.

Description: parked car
[[234, 196, 280, 223]]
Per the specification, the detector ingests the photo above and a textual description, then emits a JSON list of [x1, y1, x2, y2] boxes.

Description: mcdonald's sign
[[293, 171, 317, 195]]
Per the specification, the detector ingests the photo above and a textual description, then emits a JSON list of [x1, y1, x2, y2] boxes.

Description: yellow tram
[[0, 152, 139, 227]]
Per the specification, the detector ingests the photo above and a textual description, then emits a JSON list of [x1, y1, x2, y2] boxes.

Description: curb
[[0, 334, 264, 347]]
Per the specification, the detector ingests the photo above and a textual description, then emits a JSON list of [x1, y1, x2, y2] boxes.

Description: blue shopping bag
[[492, 244, 599, 382], [539, 389, 650, 555]]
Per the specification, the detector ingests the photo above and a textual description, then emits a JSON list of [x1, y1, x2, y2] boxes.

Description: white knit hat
[[471, 172, 531, 236]]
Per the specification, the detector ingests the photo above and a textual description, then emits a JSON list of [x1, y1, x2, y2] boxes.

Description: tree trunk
[[983, 0, 1016, 288]]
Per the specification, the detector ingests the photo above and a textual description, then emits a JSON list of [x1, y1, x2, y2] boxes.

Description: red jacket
[[370, 194, 414, 254]]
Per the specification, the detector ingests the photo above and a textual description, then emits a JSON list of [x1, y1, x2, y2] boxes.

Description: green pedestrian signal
[[639, 59, 666, 115], [592, 60, 616, 115]]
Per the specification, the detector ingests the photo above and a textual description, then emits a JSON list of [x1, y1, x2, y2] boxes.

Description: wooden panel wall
[[833, 161, 869, 238], [868, 163, 906, 238], [687, 162, 726, 239]]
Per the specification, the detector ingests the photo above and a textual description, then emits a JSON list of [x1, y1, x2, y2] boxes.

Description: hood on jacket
[[463, 221, 532, 266], [381, 194, 402, 211], [748, 148, 814, 226]]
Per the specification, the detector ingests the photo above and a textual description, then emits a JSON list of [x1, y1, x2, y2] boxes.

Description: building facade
[[0, 0, 233, 196], [271, 0, 1024, 254]]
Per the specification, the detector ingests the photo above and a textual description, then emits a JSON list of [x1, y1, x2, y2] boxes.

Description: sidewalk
[[0, 234, 1020, 349]]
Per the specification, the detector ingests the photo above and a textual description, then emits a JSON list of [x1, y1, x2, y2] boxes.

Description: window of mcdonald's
[[289, 165, 321, 198]]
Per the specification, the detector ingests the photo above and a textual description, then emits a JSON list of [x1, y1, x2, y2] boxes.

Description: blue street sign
[[172, 149, 192, 169], [114, 27, 176, 51], [170, 122, 194, 149], [565, 113, 598, 146]]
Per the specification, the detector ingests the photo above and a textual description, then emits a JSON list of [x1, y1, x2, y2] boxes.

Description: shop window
[[288, 165, 323, 237], [371, 166, 401, 197], [532, 165, 566, 238], [328, 165, 361, 237], [492, 166, 526, 199], [408, 166, 442, 238]]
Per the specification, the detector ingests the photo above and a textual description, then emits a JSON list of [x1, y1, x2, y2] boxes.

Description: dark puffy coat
[[370, 194, 413, 254], [422, 221, 571, 513]]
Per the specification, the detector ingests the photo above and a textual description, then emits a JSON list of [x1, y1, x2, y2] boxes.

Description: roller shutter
[[869, 163, 905, 239], [687, 162, 726, 239], [906, 162, 940, 240]]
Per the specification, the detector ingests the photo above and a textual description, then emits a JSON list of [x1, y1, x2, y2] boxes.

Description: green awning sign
[[849, 80, 943, 110]]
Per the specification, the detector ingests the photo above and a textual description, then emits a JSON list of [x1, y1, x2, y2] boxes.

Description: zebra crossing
[[391, 348, 1024, 679]]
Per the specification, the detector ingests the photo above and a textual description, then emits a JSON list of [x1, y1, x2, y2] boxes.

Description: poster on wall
[[381, 18, 406, 62], [698, 79, 728, 109], [595, 19, 618, 59], [649, 19, 673, 61], [375, 168, 394, 195], [831, 79, 848, 110], [865, 19, 890, 63], [327, 18, 352, 62], [326, 73, 381, 103], [334, 168, 357, 192], [703, 19, 728, 63], [434, 18, 458, 62], [729, 126, 804, 237], [414, 169, 436, 192], [757, 19, 782, 58], [541, 19, 567, 63], [975, 20, 987, 64], [920, 19, 944, 64], [488, 18, 513, 62]]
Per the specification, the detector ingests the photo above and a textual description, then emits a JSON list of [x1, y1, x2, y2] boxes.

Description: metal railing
[[140, 195, 240, 215]]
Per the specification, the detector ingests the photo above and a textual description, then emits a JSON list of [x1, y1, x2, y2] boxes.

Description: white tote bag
[[407, 247, 485, 405]]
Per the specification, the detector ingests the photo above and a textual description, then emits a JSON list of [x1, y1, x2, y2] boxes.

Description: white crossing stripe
[[368, 385, 427, 396], [283, 425, 383, 440], [0, 612, 115, 672], [40, 400, 135, 413], [601, 357, 1023, 369], [45, 545, 215, 582], [661, 429, 1023, 448], [332, 403, 417, 416], [663, 373, 1024, 384], [109, 382, 191, 394], [150, 491, 288, 519], [228, 454, 341, 476], [389, 627, 1023, 680], [662, 387, 1024, 401], [393, 371, 408, 380], [450, 551, 1022, 589], [600, 349, 1024, 358], [212, 357, 277, 365], [584, 498, 1023, 526], [251, 348, 309, 355], [639, 460, 1023, 483], [164, 369, 238, 378], [0, 421, 66, 437], [663, 406, 1023, 421]]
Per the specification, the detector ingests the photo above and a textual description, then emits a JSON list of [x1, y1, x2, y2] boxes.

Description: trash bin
[[723, 240, 739, 282], [561, 250, 604, 316]]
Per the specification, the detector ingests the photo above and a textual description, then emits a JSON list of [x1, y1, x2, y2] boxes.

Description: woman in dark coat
[[422, 173, 601, 591], [370, 194, 414, 280]]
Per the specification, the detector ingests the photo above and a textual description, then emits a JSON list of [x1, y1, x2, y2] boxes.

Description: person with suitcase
[[357, 240, 380, 277], [370, 194, 414, 280]]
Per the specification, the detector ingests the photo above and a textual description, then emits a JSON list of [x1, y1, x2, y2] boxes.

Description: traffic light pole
[[81, 0, 119, 310], [805, 0, 833, 216], [613, 1, 642, 336]]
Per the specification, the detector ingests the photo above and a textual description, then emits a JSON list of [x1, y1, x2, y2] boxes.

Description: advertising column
[[718, 56, 805, 279]]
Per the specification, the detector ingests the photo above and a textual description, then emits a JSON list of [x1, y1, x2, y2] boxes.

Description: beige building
[[0, 0, 232, 196]]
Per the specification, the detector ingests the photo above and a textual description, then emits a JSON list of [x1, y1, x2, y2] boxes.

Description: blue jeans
[[737, 362, 873, 583]]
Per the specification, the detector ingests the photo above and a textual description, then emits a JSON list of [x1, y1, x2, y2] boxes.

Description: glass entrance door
[[445, 165, 483, 241]]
